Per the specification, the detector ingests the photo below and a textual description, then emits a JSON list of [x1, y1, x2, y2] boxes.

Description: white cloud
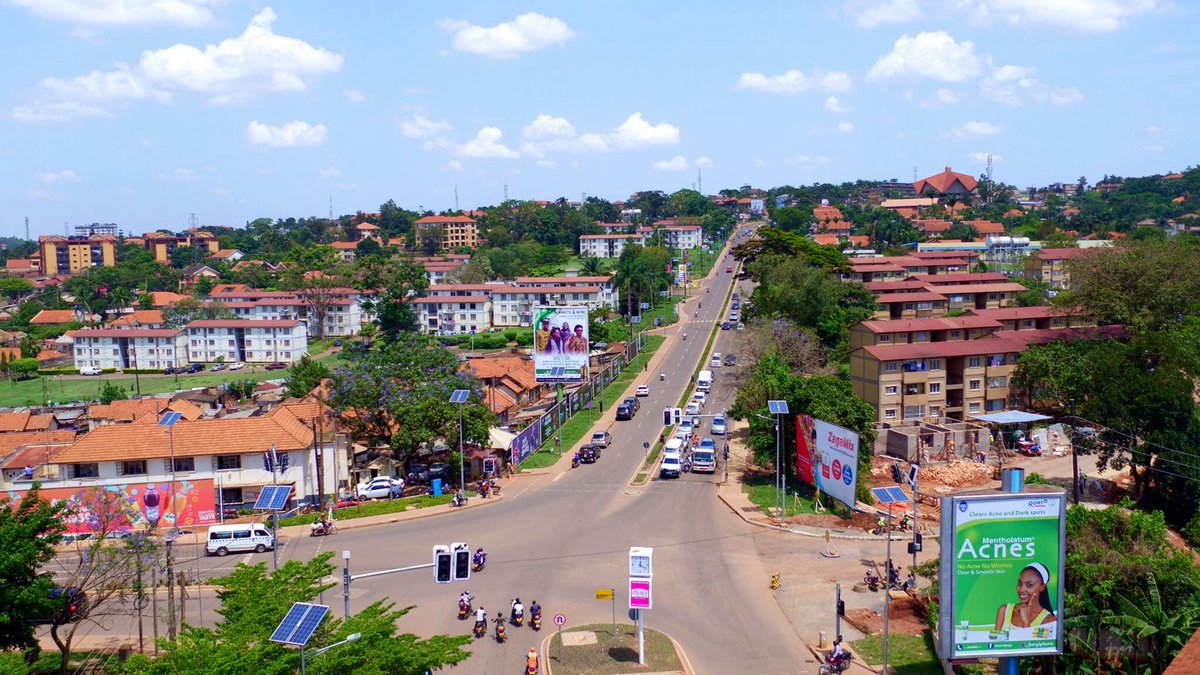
[[836, 121, 855, 134], [400, 113, 452, 139], [653, 156, 690, 172], [947, 120, 1004, 139], [522, 114, 576, 140], [846, 0, 923, 27], [867, 31, 981, 83], [960, 0, 1157, 32], [695, 156, 713, 169], [824, 96, 852, 113], [319, 166, 339, 177], [37, 169, 79, 184], [736, 69, 852, 94], [11, 8, 342, 121], [967, 151, 1001, 164], [754, 159, 768, 168], [173, 167, 197, 182], [457, 127, 519, 159], [979, 64, 1083, 106], [9, 0, 218, 27], [611, 113, 680, 149], [535, 159, 558, 168], [906, 88, 962, 107], [27, 188, 61, 200], [1146, 125, 1178, 136], [343, 89, 365, 103], [245, 120, 327, 148], [438, 12, 576, 59], [788, 155, 831, 167], [444, 160, 465, 173]]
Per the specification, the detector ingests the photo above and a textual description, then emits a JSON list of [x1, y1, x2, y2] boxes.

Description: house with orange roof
[[0, 410, 59, 433], [141, 291, 189, 308], [209, 249, 243, 263], [5, 258, 38, 277], [914, 166, 978, 200], [962, 220, 1006, 236], [465, 356, 544, 424], [330, 241, 359, 262], [354, 222, 380, 241], [30, 309, 86, 326], [880, 197, 939, 219], [415, 215, 480, 250], [0, 430, 77, 487]]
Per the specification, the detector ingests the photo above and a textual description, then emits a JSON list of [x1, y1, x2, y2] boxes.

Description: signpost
[[596, 589, 616, 636], [554, 613, 566, 668], [628, 547, 653, 666]]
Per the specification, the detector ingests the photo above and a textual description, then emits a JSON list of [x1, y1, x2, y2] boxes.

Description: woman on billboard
[[567, 324, 588, 353], [994, 563, 1057, 635]]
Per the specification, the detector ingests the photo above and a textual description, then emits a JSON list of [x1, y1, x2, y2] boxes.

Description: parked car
[[356, 477, 403, 500], [711, 415, 728, 435], [185, 363, 204, 373], [721, 322, 732, 330], [162, 366, 177, 375], [579, 444, 600, 463], [228, 362, 245, 371], [724, 354, 737, 366], [265, 362, 287, 371], [636, 385, 650, 397], [427, 462, 453, 484], [79, 367, 102, 376], [210, 363, 225, 372], [615, 403, 634, 421], [590, 431, 612, 448], [406, 463, 430, 484], [35, 587, 88, 624], [623, 396, 640, 413], [728, 312, 739, 323]]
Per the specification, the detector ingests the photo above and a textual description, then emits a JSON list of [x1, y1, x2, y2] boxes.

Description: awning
[[970, 411, 1052, 425], [489, 427, 517, 450]]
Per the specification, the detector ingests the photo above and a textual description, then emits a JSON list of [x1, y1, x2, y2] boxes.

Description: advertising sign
[[3, 479, 217, 534], [939, 490, 1066, 659], [533, 305, 589, 383], [511, 420, 544, 466], [629, 578, 652, 610], [795, 415, 859, 510]]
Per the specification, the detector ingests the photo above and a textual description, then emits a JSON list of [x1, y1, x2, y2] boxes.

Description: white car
[[590, 431, 612, 448], [636, 385, 650, 397], [686, 401, 701, 416], [711, 416, 728, 435], [691, 392, 706, 408], [356, 477, 403, 501], [228, 362, 246, 371], [78, 366, 102, 376], [675, 421, 694, 440]]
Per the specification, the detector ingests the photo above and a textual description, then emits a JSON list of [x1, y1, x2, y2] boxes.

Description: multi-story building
[[1023, 248, 1095, 290], [186, 320, 308, 364], [136, 231, 220, 264], [414, 215, 480, 251], [37, 235, 118, 275], [579, 233, 646, 258], [68, 328, 188, 371], [513, 276, 618, 309], [661, 225, 703, 250], [413, 295, 494, 335], [209, 287, 366, 338]]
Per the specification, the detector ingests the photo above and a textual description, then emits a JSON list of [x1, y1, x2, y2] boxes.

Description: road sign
[[629, 577, 652, 610], [595, 589, 613, 600], [553, 614, 566, 627]]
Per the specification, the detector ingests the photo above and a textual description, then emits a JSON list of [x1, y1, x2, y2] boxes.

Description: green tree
[[772, 207, 811, 233], [285, 355, 331, 399], [162, 297, 234, 329], [18, 335, 40, 359], [9, 358, 38, 380], [581, 196, 619, 223], [0, 484, 67, 663], [98, 382, 127, 404], [137, 294, 155, 310], [943, 222, 980, 241], [355, 259, 429, 342], [0, 277, 34, 301], [1105, 573, 1200, 674], [579, 257, 605, 276]]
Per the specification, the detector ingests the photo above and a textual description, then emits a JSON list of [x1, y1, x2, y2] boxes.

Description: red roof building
[[914, 166, 978, 199]]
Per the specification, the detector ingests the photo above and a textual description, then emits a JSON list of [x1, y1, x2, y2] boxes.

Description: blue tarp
[[970, 411, 1052, 425]]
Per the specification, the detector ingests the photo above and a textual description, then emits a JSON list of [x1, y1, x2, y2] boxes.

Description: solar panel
[[871, 487, 910, 505], [158, 411, 183, 427], [449, 389, 470, 404], [254, 485, 292, 511], [767, 400, 789, 415], [269, 602, 329, 647]]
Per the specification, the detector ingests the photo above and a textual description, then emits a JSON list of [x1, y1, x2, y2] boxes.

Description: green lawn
[[546, 623, 682, 675], [851, 632, 943, 675], [277, 492, 462, 526], [520, 336, 664, 470], [742, 474, 819, 516]]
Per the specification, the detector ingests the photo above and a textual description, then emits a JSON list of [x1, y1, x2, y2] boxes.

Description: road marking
[[242, 553, 253, 565]]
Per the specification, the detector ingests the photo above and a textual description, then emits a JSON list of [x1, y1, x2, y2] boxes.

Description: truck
[[692, 449, 717, 473], [697, 370, 713, 393]]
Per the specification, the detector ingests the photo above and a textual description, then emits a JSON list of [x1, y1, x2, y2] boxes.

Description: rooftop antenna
[[913, 166, 918, 182], [64, 221, 69, 236], [25, 216, 29, 241], [986, 154, 994, 183], [454, 185, 459, 211], [503, 184, 509, 201], [329, 195, 333, 220], [698, 168, 703, 195]]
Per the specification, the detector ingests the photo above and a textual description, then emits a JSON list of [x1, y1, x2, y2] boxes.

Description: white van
[[664, 438, 685, 456], [660, 452, 682, 479], [206, 523, 275, 557], [697, 370, 713, 393], [79, 366, 102, 376], [710, 353, 722, 368]]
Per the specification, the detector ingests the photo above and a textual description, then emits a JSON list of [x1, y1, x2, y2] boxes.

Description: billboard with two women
[[533, 306, 589, 383], [939, 489, 1066, 660]]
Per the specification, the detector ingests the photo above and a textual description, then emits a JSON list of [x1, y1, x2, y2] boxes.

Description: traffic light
[[263, 452, 273, 471], [663, 408, 672, 427], [453, 547, 471, 581], [672, 408, 682, 425], [837, 599, 846, 617], [434, 546, 452, 584], [279, 452, 289, 471], [890, 463, 903, 484], [908, 533, 923, 555]]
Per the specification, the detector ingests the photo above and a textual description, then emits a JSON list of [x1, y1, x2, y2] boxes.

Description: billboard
[[939, 490, 1066, 660], [3, 479, 217, 534], [511, 420, 544, 466], [795, 414, 859, 510], [533, 305, 589, 383]]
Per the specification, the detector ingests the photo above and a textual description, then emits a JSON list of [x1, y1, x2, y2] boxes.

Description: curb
[[277, 493, 507, 538]]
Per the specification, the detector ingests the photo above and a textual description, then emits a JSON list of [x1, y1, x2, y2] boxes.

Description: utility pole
[[165, 536, 176, 640], [151, 566, 159, 655]]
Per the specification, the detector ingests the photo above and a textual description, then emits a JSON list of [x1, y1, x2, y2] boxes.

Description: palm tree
[[1104, 573, 1200, 674], [580, 257, 605, 277]]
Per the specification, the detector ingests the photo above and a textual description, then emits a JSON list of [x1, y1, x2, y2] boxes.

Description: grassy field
[[277, 492, 462, 526], [520, 336, 664, 470], [851, 632, 943, 675], [742, 473, 819, 516], [546, 623, 682, 675]]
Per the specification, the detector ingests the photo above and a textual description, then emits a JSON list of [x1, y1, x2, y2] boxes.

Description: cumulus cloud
[[611, 113, 680, 149], [438, 12, 576, 59], [959, 0, 1157, 32], [967, 151, 1001, 164], [399, 113, 452, 138], [457, 127, 519, 159], [836, 121, 855, 134], [979, 64, 1083, 106], [173, 167, 197, 182], [736, 69, 852, 94], [9, 0, 218, 27], [824, 96, 852, 113], [522, 114, 576, 140], [867, 31, 981, 83], [245, 120, 327, 148], [37, 169, 79, 184], [653, 156, 690, 172], [695, 156, 713, 169], [947, 120, 1004, 140], [444, 160, 465, 173], [535, 159, 558, 168], [1146, 125, 1178, 136], [11, 8, 342, 121], [846, 0, 922, 27], [343, 88, 365, 103]]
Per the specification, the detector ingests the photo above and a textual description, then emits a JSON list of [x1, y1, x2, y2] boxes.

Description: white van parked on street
[[205, 523, 275, 557]]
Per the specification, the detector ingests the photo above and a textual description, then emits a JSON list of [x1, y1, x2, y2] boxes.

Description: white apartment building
[[214, 289, 367, 338], [579, 233, 646, 259], [186, 320, 308, 364], [413, 295, 493, 335], [69, 328, 188, 371], [513, 276, 619, 309], [663, 225, 704, 250]]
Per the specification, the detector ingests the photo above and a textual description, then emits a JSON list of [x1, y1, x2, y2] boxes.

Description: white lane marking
[[242, 553, 253, 565]]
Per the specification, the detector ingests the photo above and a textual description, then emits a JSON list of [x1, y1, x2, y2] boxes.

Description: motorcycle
[[682, 332, 687, 340], [494, 614, 506, 643], [526, 660, 539, 675], [531, 611, 542, 631], [659, 372, 665, 381], [473, 617, 487, 638], [512, 609, 524, 627], [458, 600, 471, 620], [864, 569, 880, 592], [473, 553, 486, 572], [818, 652, 852, 675], [452, 491, 468, 507], [571, 454, 580, 469], [308, 521, 336, 537]]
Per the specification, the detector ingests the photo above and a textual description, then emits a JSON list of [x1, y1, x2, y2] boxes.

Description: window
[[885, 385, 899, 396], [914, 332, 929, 342], [968, 356, 982, 368], [950, 330, 961, 339], [884, 409, 897, 420], [928, 359, 941, 371], [68, 463, 99, 478], [885, 362, 897, 372], [929, 382, 942, 394], [1022, 320, 1033, 328], [930, 406, 941, 417], [969, 402, 982, 413], [987, 376, 1008, 389], [216, 455, 241, 470], [117, 460, 147, 476], [903, 405, 925, 420], [968, 379, 981, 391], [878, 334, 891, 343], [989, 355, 1008, 367]]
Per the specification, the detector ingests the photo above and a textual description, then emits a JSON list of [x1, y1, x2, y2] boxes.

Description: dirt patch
[[843, 595, 928, 637], [788, 511, 878, 530]]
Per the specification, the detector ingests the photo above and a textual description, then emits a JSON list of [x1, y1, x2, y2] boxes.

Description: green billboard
[[939, 489, 1065, 660]]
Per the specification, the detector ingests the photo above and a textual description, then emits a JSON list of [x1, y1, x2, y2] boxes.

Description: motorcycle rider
[[495, 611, 506, 639], [526, 647, 539, 673], [529, 600, 542, 622], [310, 513, 330, 535], [453, 490, 467, 507], [511, 598, 524, 624], [828, 635, 848, 669], [474, 606, 487, 634], [459, 590, 472, 612], [572, 451, 581, 468], [865, 567, 880, 590], [474, 547, 487, 569]]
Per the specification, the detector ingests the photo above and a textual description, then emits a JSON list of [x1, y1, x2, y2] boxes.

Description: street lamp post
[[450, 390, 470, 496], [768, 400, 789, 521], [303, 632, 361, 675]]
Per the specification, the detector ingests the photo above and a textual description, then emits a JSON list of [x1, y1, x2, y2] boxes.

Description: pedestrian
[[1079, 474, 1088, 500]]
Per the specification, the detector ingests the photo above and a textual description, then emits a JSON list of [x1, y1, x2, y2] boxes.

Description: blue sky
[[0, 0, 1195, 237]]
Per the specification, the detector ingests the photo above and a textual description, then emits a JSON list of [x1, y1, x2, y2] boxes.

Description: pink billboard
[[4, 479, 217, 534], [629, 578, 652, 610]]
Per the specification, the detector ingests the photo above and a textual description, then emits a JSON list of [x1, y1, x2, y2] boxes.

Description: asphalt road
[[48, 226, 820, 673]]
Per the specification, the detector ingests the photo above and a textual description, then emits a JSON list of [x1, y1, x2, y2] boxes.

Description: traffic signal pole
[[341, 555, 435, 619]]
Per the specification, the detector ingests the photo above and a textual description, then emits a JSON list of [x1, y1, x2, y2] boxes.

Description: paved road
[[47, 225, 823, 673]]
